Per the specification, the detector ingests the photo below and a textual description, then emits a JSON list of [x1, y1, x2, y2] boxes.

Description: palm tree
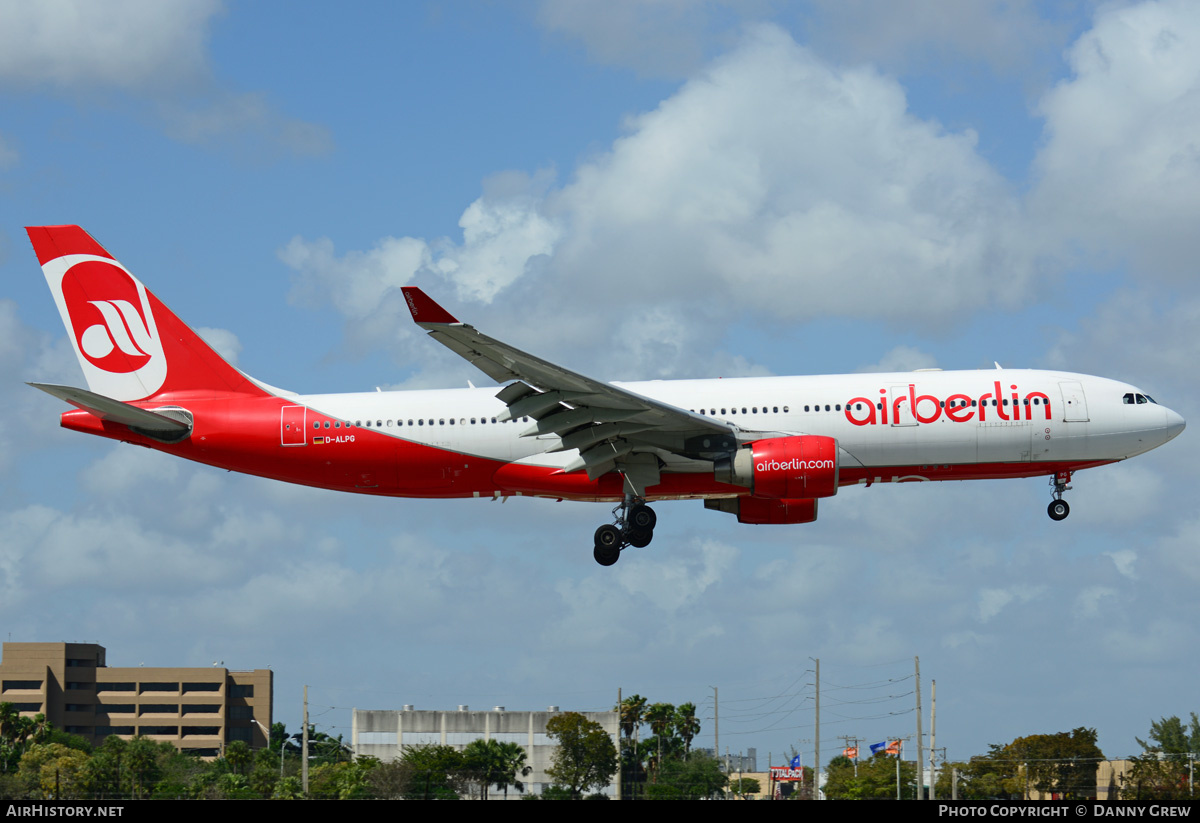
[[644, 703, 676, 782], [496, 741, 531, 799], [617, 695, 648, 797], [617, 695, 647, 744], [675, 703, 700, 754]]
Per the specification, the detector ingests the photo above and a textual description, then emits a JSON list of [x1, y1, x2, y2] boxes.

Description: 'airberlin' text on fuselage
[[844, 381, 1052, 427]]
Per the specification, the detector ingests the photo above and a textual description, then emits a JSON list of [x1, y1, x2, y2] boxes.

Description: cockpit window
[[1124, 392, 1158, 405]]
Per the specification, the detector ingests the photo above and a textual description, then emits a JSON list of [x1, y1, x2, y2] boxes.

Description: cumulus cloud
[[432, 179, 560, 303], [0, 0, 330, 156], [0, 0, 218, 91], [1032, 0, 1200, 282], [551, 25, 1032, 324], [284, 25, 1040, 380]]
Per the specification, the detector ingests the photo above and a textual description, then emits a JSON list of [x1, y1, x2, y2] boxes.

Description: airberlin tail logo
[[43, 254, 167, 400], [75, 298, 154, 372]]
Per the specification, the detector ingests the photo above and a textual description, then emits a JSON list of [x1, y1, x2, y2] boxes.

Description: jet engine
[[714, 435, 839, 499]]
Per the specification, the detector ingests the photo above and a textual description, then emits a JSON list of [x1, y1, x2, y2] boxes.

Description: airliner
[[26, 225, 1186, 565]]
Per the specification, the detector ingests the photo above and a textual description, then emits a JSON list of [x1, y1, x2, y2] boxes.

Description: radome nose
[[1164, 407, 1186, 442]]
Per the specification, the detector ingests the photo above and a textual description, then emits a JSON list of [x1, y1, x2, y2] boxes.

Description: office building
[[0, 642, 271, 757]]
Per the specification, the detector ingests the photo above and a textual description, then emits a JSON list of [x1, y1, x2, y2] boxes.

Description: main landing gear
[[593, 496, 657, 566], [1047, 470, 1072, 521]]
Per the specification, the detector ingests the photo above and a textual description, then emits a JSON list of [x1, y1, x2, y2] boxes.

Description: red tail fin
[[27, 225, 268, 402]]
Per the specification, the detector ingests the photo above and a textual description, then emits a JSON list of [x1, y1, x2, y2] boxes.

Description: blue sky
[[2, 0, 1198, 774]]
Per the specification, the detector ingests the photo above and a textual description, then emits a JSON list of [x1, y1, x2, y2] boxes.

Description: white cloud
[[196, 327, 242, 366], [282, 234, 429, 319], [433, 184, 560, 303], [978, 584, 1045, 622], [535, 0, 733, 78], [1032, 0, 1200, 282], [287, 25, 1037, 381], [805, 0, 1064, 78], [615, 538, 738, 611], [552, 25, 1031, 325], [1105, 549, 1138, 580], [0, 0, 219, 91], [856, 345, 939, 373], [0, 1, 330, 156], [1074, 585, 1118, 619], [158, 93, 334, 156]]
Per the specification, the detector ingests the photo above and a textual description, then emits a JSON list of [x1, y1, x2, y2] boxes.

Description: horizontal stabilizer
[[28, 383, 191, 432]]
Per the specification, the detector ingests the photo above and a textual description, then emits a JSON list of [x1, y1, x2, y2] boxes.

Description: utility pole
[[711, 685, 719, 773], [928, 679, 937, 799], [812, 658, 821, 800], [302, 685, 309, 795], [616, 687, 622, 802], [915, 656, 923, 800]]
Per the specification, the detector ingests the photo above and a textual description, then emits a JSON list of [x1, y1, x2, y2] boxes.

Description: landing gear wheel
[[628, 504, 657, 532], [1047, 499, 1070, 521], [627, 529, 653, 549], [594, 524, 623, 551], [594, 545, 620, 566]]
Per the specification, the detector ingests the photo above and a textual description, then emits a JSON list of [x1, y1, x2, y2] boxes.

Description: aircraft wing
[[402, 288, 739, 486]]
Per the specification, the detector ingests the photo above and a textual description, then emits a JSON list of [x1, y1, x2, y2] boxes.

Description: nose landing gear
[[1047, 470, 1072, 521], [592, 496, 657, 565]]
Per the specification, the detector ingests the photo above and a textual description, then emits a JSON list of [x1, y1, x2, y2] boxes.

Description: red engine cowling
[[706, 496, 819, 524], [715, 435, 839, 499]]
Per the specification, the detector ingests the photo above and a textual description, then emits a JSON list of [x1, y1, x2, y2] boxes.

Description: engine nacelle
[[714, 435, 839, 499], [705, 496, 819, 524]]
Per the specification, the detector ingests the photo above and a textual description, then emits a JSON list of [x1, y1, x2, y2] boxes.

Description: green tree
[[674, 702, 700, 754], [1122, 714, 1200, 800], [497, 740, 532, 799], [0, 706, 52, 773], [1137, 714, 1200, 761], [729, 776, 761, 797], [462, 738, 507, 800], [545, 712, 618, 799], [224, 740, 252, 776], [616, 695, 648, 798], [366, 760, 414, 800], [824, 752, 916, 800], [18, 743, 90, 799], [643, 702, 677, 782], [399, 744, 465, 799], [1003, 728, 1103, 799], [936, 758, 1014, 800], [643, 751, 726, 799]]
